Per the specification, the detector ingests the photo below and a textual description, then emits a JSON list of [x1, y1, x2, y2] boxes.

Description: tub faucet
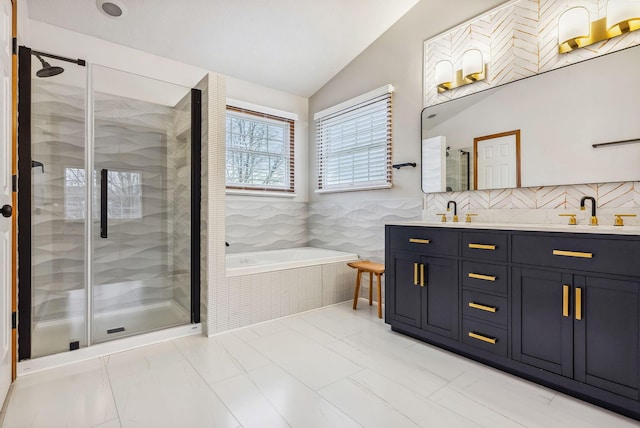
[[580, 196, 598, 226], [447, 200, 458, 222]]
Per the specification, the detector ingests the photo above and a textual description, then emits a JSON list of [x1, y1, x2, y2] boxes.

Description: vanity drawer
[[462, 232, 508, 262], [462, 318, 508, 358], [512, 234, 640, 277], [462, 261, 508, 295], [462, 290, 508, 326], [387, 226, 459, 256]]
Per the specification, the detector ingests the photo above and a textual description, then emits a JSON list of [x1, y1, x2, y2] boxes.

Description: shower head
[[34, 54, 64, 78]]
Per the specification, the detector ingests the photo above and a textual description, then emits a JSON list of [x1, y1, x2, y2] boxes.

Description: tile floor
[[1, 300, 639, 428]]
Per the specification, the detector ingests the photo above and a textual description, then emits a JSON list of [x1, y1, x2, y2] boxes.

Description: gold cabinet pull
[[468, 302, 497, 313], [468, 273, 497, 282], [562, 285, 570, 317], [468, 243, 496, 250], [420, 264, 425, 287], [575, 287, 582, 321], [553, 250, 593, 259], [409, 238, 430, 244], [468, 332, 497, 345], [413, 263, 418, 286]]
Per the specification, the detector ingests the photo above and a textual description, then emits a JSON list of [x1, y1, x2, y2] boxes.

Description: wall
[[308, 0, 508, 263], [309, 0, 640, 265], [224, 77, 310, 253]]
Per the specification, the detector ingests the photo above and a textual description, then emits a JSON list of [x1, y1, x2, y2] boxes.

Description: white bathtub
[[226, 247, 359, 277]]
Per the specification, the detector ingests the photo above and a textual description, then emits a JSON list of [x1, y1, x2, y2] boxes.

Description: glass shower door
[[27, 52, 87, 358], [90, 66, 193, 343]]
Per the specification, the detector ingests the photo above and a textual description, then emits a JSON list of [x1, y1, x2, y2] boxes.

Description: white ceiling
[[25, 0, 422, 97]]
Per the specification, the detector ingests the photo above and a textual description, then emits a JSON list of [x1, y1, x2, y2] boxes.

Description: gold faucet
[[465, 213, 477, 223], [558, 214, 577, 225], [613, 214, 637, 226], [436, 213, 447, 222], [580, 196, 598, 226]]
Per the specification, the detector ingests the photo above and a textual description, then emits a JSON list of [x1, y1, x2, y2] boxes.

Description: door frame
[[473, 129, 521, 190]]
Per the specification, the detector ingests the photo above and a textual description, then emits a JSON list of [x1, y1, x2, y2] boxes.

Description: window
[[64, 167, 142, 220], [315, 85, 393, 193], [226, 106, 294, 193]]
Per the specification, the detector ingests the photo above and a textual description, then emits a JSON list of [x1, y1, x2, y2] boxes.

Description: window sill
[[226, 189, 298, 198], [315, 183, 392, 194]]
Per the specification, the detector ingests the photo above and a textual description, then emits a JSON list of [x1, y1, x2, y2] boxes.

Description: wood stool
[[347, 261, 385, 318]]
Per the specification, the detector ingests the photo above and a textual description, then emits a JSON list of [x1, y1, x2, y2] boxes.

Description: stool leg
[[353, 270, 362, 310], [377, 273, 383, 319], [369, 272, 373, 305]]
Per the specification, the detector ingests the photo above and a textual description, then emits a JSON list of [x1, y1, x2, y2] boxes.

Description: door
[[574, 275, 640, 399], [512, 267, 573, 377], [474, 130, 520, 190], [90, 65, 196, 343], [0, 0, 12, 403], [420, 256, 458, 339], [388, 251, 421, 327]]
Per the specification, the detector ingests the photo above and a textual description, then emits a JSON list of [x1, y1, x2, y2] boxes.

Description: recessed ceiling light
[[96, 0, 126, 18]]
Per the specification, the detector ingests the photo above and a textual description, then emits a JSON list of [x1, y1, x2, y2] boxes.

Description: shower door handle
[[100, 169, 108, 238]]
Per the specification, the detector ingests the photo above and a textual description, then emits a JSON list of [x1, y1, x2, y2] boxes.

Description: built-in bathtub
[[223, 247, 360, 327], [226, 247, 358, 277]]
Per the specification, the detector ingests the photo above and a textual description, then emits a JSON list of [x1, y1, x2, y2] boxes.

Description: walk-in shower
[[17, 47, 201, 359]]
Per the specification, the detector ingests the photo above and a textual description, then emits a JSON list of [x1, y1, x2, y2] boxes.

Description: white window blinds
[[315, 85, 393, 193], [226, 106, 295, 193]]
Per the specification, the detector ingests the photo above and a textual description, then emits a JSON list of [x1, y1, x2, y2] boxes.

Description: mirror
[[421, 45, 640, 193]]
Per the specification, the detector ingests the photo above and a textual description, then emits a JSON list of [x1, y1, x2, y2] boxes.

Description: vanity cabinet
[[386, 227, 458, 340], [385, 224, 640, 420], [512, 235, 640, 400]]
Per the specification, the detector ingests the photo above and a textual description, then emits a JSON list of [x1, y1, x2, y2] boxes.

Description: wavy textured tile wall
[[225, 199, 308, 254], [308, 199, 422, 263]]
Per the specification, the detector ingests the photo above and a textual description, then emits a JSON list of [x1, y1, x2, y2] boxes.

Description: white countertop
[[386, 221, 640, 236]]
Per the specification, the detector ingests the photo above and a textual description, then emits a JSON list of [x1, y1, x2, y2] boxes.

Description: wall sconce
[[558, 1, 640, 54], [435, 49, 487, 93]]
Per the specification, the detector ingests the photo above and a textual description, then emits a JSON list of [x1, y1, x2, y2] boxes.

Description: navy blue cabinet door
[[420, 256, 459, 340], [388, 251, 421, 327], [574, 276, 640, 400], [512, 267, 574, 378]]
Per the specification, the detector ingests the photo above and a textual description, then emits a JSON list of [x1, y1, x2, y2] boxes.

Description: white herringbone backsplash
[[424, 0, 640, 107], [421, 0, 640, 227]]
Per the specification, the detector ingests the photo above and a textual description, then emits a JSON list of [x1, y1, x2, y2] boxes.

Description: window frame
[[315, 84, 393, 194], [225, 105, 295, 194]]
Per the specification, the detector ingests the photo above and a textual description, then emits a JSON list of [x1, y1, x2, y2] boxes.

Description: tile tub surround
[[2, 301, 639, 428], [225, 199, 308, 254]]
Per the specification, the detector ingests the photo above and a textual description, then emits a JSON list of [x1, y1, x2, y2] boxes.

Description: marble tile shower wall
[[225, 200, 308, 254], [31, 80, 191, 322]]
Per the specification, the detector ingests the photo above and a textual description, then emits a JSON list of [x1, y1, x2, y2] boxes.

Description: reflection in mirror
[[474, 130, 521, 190], [421, 45, 640, 193]]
